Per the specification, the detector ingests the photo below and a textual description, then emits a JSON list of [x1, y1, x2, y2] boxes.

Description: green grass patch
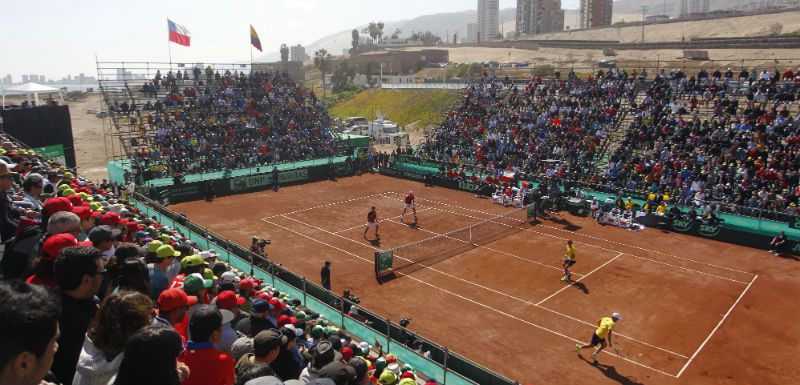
[[328, 89, 461, 127]]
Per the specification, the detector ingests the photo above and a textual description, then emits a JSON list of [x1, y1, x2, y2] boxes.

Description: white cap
[[358, 341, 372, 354], [220, 271, 238, 284], [612, 312, 622, 320]]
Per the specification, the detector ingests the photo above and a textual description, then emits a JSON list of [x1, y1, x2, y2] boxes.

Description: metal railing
[[130, 192, 516, 385], [392, 155, 800, 224]]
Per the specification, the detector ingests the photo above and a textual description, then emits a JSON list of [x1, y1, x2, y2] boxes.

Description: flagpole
[[167, 19, 172, 67], [249, 23, 254, 73]]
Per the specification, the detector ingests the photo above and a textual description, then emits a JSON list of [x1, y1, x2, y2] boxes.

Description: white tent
[[2, 82, 64, 108]]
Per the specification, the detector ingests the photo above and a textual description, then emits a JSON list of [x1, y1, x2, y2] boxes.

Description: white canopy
[[2, 82, 64, 108], [6, 82, 60, 93]]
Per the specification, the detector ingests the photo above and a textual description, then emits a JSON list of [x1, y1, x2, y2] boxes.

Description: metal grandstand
[[95, 61, 254, 161]]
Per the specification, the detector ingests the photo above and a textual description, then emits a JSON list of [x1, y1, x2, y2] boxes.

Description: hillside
[[525, 10, 800, 43], [257, 8, 517, 62], [328, 89, 460, 128]]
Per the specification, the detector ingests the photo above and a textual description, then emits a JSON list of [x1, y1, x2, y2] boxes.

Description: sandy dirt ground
[[3, 93, 110, 182], [68, 94, 112, 182], [531, 11, 800, 43]]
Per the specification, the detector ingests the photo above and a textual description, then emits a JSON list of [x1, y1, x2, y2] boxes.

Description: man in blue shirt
[[148, 244, 181, 301]]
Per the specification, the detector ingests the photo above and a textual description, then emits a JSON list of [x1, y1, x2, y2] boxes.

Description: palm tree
[[363, 61, 377, 87], [377, 22, 385, 44], [313, 49, 331, 96], [351, 29, 360, 56], [280, 44, 289, 71]]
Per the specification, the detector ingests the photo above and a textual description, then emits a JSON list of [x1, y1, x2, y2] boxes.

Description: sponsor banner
[[230, 169, 309, 192], [668, 219, 722, 237], [32, 144, 66, 164]]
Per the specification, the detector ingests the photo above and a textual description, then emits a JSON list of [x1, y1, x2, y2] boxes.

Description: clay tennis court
[[173, 174, 800, 385]]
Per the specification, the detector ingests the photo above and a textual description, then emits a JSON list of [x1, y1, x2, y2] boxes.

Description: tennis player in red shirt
[[363, 206, 380, 240], [401, 191, 417, 224]]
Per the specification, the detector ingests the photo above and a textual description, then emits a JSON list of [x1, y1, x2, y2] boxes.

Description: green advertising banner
[[374, 251, 394, 276], [527, 203, 537, 219], [32, 144, 66, 165]]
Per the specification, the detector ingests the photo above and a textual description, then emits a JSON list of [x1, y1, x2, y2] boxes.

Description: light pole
[[640, 6, 648, 43]]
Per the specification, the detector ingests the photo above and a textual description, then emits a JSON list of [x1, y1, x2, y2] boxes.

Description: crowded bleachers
[[601, 68, 800, 218], [414, 71, 632, 185], [108, 69, 338, 181], [0, 133, 437, 385], [413, 67, 800, 220]]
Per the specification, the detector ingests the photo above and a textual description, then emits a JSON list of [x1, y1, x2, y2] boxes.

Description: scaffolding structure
[[95, 61, 253, 162]]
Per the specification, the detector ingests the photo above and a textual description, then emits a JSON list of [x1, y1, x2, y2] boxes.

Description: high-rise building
[[517, 0, 564, 36], [466, 22, 479, 43], [477, 0, 499, 42], [675, 0, 711, 18], [22, 75, 29, 83], [290, 44, 306, 62], [579, 0, 613, 29]]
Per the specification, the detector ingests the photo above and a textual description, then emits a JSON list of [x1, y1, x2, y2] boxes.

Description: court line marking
[[675, 274, 758, 378], [273, 214, 688, 360], [374, 217, 688, 359], [536, 252, 625, 306], [391, 192, 754, 277], [422, 205, 751, 285], [261, 216, 679, 378], [261, 192, 393, 220], [333, 207, 435, 234]]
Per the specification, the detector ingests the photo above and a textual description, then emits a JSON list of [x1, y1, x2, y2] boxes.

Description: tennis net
[[381, 204, 532, 272]]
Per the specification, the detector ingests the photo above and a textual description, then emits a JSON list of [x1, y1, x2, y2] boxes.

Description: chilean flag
[[168, 19, 191, 47]]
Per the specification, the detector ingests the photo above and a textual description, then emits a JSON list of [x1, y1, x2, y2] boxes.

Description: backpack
[[0, 226, 44, 280]]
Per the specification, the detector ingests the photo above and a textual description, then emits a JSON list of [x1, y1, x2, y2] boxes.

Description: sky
[[0, 0, 581, 81]]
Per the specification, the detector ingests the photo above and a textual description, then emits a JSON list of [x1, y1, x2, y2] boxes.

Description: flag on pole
[[168, 19, 191, 46], [250, 25, 262, 52]]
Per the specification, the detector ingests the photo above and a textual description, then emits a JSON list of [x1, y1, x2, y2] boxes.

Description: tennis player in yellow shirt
[[562, 240, 576, 282], [576, 312, 622, 362]]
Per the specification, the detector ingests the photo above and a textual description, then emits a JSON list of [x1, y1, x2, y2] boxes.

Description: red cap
[[16, 217, 38, 236], [71, 206, 92, 220], [268, 298, 285, 310], [41, 233, 78, 261], [125, 221, 139, 232], [216, 290, 246, 309], [239, 279, 254, 290], [401, 372, 415, 379], [341, 347, 354, 362], [157, 288, 198, 311], [257, 292, 271, 300], [385, 355, 398, 364], [43, 197, 73, 216], [100, 212, 120, 226], [277, 314, 291, 327], [67, 194, 84, 207]]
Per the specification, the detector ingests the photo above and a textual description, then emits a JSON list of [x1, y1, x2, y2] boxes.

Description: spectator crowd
[[116, 69, 339, 182], [412, 67, 800, 219], [0, 133, 438, 385]]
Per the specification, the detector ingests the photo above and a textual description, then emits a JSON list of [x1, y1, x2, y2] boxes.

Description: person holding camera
[[321, 260, 331, 290]]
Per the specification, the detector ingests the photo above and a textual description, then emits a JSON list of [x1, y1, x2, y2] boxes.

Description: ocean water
[[0, 84, 99, 93]]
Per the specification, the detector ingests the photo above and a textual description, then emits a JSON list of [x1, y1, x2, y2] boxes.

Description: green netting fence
[[130, 193, 513, 385]]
